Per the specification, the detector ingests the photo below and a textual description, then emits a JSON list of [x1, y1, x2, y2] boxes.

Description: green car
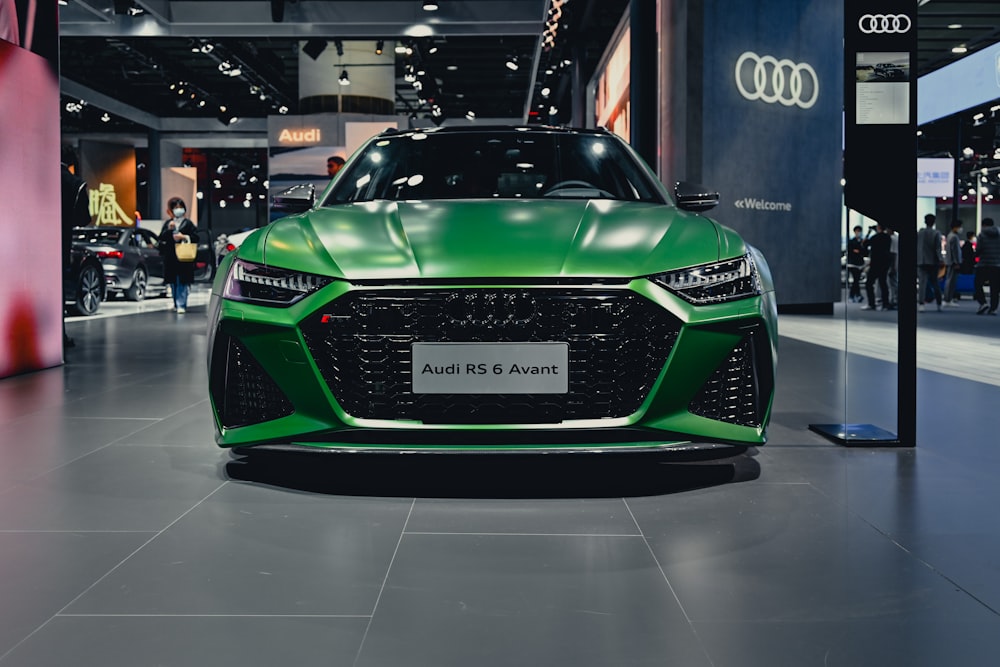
[[208, 126, 777, 453]]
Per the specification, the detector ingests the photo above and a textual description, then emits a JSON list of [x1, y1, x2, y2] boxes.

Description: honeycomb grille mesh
[[688, 335, 763, 427], [214, 334, 294, 429], [300, 289, 680, 424]]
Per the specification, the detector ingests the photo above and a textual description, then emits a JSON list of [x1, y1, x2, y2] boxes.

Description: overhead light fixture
[[303, 39, 327, 60], [952, 45, 968, 54], [428, 45, 439, 54], [505, 56, 519, 71], [339, 69, 350, 85], [100, 112, 111, 123], [540, 87, 551, 98], [948, 23, 962, 29], [466, 110, 476, 121], [375, 40, 384, 55], [423, 1, 439, 10], [395, 43, 408, 54], [334, 40, 344, 57], [446, 64, 458, 71]]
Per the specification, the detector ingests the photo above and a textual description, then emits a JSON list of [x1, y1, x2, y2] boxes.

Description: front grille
[[688, 332, 770, 427], [210, 333, 294, 429], [300, 289, 680, 424]]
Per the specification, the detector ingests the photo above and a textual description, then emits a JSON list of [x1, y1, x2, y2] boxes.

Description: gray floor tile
[[118, 401, 217, 446], [65, 483, 412, 616], [407, 497, 640, 535], [693, 616, 1000, 667], [355, 533, 712, 667], [629, 482, 992, 625], [0, 416, 156, 487], [0, 531, 152, 658], [0, 616, 369, 667], [0, 444, 227, 531]]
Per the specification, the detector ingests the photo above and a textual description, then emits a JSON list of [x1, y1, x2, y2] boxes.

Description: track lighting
[[302, 39, 327, 60], [505, 56, 519, 71], [339, 69, 350, 86], [334, 40, 344, 57], [423, 1, 439, 11], [375, 40, 384, 55]]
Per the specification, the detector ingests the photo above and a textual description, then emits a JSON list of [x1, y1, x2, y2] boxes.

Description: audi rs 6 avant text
[[207, 126, 777, 453]]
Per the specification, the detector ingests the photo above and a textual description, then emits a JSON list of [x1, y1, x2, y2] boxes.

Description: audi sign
[[858, 14, 911, 34], [734, 52, 819, 109]]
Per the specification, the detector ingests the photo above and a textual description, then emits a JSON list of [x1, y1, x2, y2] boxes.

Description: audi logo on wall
[[858, 14, 912, 34], [734, 52, 819, 109]]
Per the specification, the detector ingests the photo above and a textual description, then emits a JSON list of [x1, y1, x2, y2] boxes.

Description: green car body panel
[[208, 127, 777, 453]]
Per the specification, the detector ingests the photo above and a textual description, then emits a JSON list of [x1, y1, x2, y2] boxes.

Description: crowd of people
[[847, 213, 1000, 314]]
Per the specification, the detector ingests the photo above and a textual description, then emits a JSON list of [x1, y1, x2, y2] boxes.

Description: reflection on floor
[[0, 300, 997, 665]]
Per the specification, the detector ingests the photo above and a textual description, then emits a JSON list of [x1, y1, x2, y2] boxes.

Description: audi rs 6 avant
[[207, 126, 777, 453]]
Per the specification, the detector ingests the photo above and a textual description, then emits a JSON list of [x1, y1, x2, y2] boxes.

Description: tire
[[71, 264, 103, 316], [126, 266, 148, 301]]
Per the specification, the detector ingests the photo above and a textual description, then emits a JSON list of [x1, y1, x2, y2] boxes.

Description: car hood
[[249, 200, 739, 280]]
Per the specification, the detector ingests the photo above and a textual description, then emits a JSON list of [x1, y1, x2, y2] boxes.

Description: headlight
[[223, 258, 334, 306], [650, 253, 762, 304]]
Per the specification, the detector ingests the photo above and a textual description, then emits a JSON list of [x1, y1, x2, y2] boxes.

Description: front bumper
[[208, 278, 777, 451]]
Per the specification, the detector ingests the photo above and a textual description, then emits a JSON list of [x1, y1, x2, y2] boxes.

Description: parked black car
[[63, 245, 106, 316], [72, 226, 166, 301]]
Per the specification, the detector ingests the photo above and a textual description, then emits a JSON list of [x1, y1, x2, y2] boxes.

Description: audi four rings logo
[[858, 14, 912, 34], [735, 52, 819, 109]]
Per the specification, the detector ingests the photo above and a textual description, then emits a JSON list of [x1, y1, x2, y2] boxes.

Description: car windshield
[[321, 130, 665, 205], [73, 228, 128, 245]]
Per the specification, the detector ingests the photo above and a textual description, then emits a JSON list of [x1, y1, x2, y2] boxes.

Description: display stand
[[808, 423, 900, 446]]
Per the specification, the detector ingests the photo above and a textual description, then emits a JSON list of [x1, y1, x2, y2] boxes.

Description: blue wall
[[668, 0, 844, 305]]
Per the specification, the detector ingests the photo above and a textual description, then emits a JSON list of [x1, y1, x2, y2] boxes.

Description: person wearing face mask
[[158, 196, 200, 313]]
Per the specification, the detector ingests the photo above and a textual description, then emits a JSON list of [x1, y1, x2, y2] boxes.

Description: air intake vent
[[210, 333, 294, 429], [688, 332, 771, 428]]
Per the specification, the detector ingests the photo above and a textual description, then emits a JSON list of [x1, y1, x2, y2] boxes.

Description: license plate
[[412, 342, 568, 394]]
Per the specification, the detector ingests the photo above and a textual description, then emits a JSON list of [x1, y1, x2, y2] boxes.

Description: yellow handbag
[[175, 240, 197, 262]]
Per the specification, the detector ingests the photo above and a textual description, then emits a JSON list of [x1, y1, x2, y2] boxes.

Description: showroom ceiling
[[57, 0, 1000, 136], [57, 0, 628, 133]]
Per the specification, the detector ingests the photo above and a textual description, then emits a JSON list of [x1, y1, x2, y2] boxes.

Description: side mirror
[[674, 181, 719, 212], [271, 183, 316, 214]]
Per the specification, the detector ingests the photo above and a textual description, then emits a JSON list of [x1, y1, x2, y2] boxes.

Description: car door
[[136, 228, 165, 287]]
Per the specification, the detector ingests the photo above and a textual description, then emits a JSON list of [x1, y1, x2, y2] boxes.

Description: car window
[[321, 131, 665, 205], [72, 228, 127, 244], [136, 229, 158, 249]]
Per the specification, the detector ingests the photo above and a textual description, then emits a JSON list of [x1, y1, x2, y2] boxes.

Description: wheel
[[71, 264, 103, 316], [126, 266, 148, 301]]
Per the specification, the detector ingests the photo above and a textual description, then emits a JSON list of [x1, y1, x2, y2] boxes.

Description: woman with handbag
[[158, 196, 200, 313]]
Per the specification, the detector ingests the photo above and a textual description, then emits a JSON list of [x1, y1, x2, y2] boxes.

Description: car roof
[[376, 125, 615, 139]]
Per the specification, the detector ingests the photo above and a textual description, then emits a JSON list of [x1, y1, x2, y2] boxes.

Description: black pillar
[[147, 128, 161, 222], [630, 0, 658, 169], [842, 1, 917, 446]]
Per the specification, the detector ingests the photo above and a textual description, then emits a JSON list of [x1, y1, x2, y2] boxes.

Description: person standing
[[961, 230, 978, 275], [61, 146, 91, 349], [846, 225, 866, 303], [863, 223, 892, 310], [158, 197, 199, 314], [974, 217, 1000, 315], [916, 213, 943, 311], [943, 219, 963, 306]]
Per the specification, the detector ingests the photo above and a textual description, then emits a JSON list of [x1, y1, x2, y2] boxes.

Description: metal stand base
[[808, 423, 905, 447]]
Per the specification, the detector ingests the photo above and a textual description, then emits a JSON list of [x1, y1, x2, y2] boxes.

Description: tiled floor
[[1, 291, 998, 666]]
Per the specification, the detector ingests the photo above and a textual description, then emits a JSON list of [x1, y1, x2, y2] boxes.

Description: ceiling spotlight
[[375, 40, 384, 55], [548, 105, 558, 116], [952, 45, 968, 54], [540, 86, 551, 98], [423, 1, 439, 10], [948, 23, 962, 29], [101, 112, 111, 123], [395, 43, 408, 54], [446, 64, 458, 71], [428, 46, 439, 54], [334, 40, 344, 57], [466, 110, 476, 120], [505, 56, 519, 71], [200, 43, 214, 54], [339, 69, 350, 85]]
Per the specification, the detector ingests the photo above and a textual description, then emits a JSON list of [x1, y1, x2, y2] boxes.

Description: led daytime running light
[[224, 259, 333, 306], [652, 254, 762, 304]]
